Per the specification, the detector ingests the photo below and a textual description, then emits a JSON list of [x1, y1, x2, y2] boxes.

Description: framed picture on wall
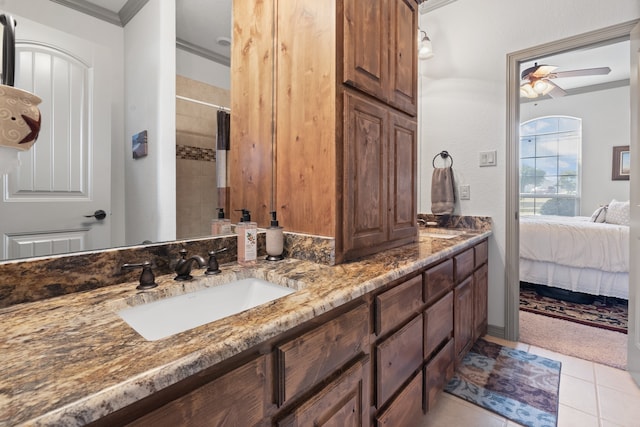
[[132, 130, 148, 159], [612, 145, 630, 181]]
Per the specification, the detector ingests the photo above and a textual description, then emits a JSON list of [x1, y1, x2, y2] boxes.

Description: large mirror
[[0, 0, 241, 261]]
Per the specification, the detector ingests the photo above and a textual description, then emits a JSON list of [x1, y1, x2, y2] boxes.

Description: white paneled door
[[0, 16, 111, 260]]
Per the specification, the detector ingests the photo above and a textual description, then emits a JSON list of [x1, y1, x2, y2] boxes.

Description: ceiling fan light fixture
[[520, 83, 537, 98], [532, 79, 548, 94], [418, 29, 434, 60]]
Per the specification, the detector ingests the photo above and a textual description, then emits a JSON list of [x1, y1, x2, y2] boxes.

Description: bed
[[519, 215, 629, 300]]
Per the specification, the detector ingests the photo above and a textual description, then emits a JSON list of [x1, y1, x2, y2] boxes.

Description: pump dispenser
[[211, 208, 231, 235], [266, 211, 284, 261], [236, 209, 257, 265]]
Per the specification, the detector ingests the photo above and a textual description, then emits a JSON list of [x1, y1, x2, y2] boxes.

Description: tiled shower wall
[[176, 75, 230, 239]]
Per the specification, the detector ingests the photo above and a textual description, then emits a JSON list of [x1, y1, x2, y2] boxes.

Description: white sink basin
[[117, 278, 295, 341]]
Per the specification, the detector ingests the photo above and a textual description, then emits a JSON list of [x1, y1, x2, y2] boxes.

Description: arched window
[[519, 116, 581, 216]]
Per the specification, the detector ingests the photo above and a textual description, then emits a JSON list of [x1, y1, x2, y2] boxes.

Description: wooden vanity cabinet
[[231, 0, 418, 264]]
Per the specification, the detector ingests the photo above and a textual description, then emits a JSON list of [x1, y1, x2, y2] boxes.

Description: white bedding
[[519, 215, 629, 299], [520, 215, 629, 273]]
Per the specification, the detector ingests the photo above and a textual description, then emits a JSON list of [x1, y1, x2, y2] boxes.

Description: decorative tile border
[[176, 144, 216, 162]]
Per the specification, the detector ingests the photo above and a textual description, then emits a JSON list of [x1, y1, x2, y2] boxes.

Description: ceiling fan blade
[[546, 80, 567, 98], [550, 66, 611, 79], [531, 65, 558, 78]]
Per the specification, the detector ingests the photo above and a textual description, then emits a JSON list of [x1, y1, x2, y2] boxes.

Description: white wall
[[521, 86, 630, 215], [0, 0, 126, 247], [124, 0, 176, 245], [418, 0, 640, 331], [176, 49, 230, 90]]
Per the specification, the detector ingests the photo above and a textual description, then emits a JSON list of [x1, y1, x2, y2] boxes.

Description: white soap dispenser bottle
[[266, 211, 284, 261], [236, 209, 257, 266]]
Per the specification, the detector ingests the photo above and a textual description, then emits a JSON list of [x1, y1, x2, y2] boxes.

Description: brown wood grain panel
[[424, 290, 453, 359], [342, 0, 389, 101], [230, 0, 274, 228], [277, 356, 370, 427], [454, 277, 474, 366], [275, 0, 338, 237], [474, 263, 488, 340], [127, 355, 268, 427], [424, 259, 454, 304], [424, 339, 454, 412], [376, 314, 423, 406], [388, 0, 418, 115], [475, 239, 488, 267], [388, 110, 417, 241], [375, 274, 423, 336], [376, 370, 424, 427], [454, 248, 474, 282], [276, 303, 369, 405], [343, 91, 389, 253]]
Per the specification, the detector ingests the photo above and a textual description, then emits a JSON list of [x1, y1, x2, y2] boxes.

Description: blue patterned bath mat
[[444, 338, 561, 427]]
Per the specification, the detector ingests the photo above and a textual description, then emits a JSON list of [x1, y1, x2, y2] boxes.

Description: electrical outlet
[[459, 184, 470, 200], [479, 150, 497, 167]]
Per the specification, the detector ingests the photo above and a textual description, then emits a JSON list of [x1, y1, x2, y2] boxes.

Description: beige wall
[[176, 75, 230, 239]]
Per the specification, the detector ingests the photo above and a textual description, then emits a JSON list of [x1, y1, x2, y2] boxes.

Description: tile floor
[[418, 335, 640, 427]]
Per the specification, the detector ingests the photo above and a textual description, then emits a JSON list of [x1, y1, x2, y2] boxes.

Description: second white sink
[[117, 278, 295, 341]]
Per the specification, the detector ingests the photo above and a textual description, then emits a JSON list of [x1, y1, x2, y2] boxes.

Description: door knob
[[84, 209, 107, 220]]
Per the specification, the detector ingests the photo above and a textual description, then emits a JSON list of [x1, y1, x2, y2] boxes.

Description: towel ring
[[432, 150, 453, 168]]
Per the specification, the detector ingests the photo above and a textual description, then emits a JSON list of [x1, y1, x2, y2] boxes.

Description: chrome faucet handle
[[205, 247, 228, 275], [121, 261, 157, 290]]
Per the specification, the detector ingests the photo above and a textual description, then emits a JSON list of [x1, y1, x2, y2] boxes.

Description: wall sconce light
[[418, 29, 434, 60]]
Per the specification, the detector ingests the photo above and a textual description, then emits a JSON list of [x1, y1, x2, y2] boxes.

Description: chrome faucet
[[174, 249, 206, 281]]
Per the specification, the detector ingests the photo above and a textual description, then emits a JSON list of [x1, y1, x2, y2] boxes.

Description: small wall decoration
[[132, 130, 148, 159], [612, 145, 630, 181]]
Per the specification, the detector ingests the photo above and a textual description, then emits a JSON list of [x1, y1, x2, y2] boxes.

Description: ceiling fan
[[520, 63, 611, 99]]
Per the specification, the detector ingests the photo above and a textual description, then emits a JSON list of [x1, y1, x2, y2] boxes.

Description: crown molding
[[49, 0, 148, 26], [176, 38, 230, 67], [419, 0, 458, 14]]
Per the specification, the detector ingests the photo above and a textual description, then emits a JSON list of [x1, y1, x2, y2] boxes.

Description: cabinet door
[[343, 0, 389, 102], [474, 263, 488, 340], [128, 356, 268, 427], [388, 0, 418, 115], [376, 370, 423, 427], [454, 277, 474, 366], [388, 110, 417, 241], [277, 356, 370, 427], [343, 91, 389, 253]]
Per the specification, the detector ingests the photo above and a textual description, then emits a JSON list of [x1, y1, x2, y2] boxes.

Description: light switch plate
[[459, 185, 470, 200], [479, 150, 497, 167]]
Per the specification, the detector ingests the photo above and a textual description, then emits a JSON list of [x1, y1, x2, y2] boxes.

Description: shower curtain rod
[[176, 95, 231, 112]]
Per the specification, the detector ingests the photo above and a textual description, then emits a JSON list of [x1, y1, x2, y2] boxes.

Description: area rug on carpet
[[444, 338, 561, 427], [520, 282, 627, 333]]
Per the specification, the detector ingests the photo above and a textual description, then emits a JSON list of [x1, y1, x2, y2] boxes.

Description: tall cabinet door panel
[[343, 91, 389, 253], [388, 111, 417, 241], [343, 0, 389, 102], [388, 0, 418, 115]]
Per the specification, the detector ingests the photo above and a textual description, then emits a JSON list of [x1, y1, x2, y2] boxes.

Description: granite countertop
[[0, 228, 490, 426]]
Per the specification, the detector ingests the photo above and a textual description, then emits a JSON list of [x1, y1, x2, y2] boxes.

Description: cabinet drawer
[[376, 370, 423, 427], [376, 314, 423, 406], [375, 275, 423, 336], [128, 355, 268, 427], [424, 291, 453, 359], [475, 240, 488, 267], [278, 356, 370, 427], [424, 339, 455, 412], [276, 303, 369, 406], [424, 259, 453, 304], [454, 248, 474, 282]]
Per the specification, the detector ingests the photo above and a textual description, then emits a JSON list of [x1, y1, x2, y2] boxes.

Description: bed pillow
[[605, 199, 630, 226], [590, 205, 607, 223]]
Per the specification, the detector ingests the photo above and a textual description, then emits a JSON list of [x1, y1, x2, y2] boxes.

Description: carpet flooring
[[519, 311, 627, 370], [519, 283, 627, 333], [445, 338, 561, 427]]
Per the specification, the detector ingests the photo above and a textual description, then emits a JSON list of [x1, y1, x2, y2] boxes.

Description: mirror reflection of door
[[0, 16, 111, 260]]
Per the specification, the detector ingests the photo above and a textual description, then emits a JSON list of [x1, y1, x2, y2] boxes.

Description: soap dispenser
[[236, 209, 257, 266], [211, 208, 232, 235], [266, 211, 284, 261]]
